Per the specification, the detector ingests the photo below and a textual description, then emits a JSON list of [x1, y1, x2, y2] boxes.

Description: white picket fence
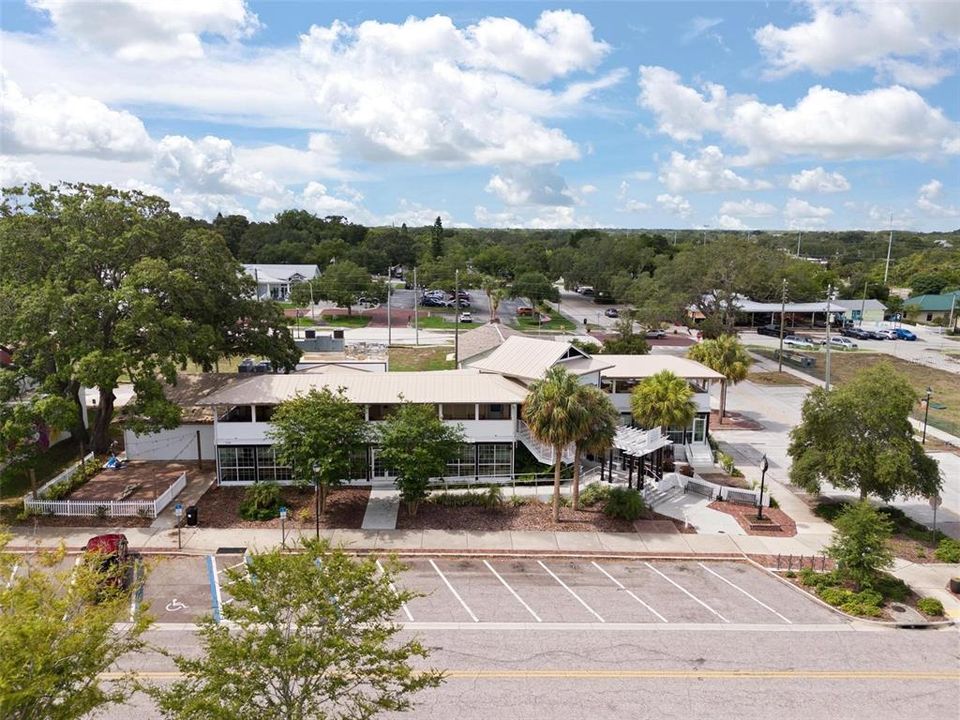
[[24, 471, 187, 519], [28, 452, 95, 499]]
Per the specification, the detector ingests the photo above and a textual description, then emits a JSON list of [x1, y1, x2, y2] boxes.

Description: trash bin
[[185, 505, 198, 527]]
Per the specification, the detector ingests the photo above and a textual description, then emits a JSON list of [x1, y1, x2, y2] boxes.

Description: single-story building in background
[[904, 290, 959, 327], [829, 298, 888, 326], [242, 264, 320, 301]]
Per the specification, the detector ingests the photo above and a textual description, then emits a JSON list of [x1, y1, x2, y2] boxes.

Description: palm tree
[[481, 276, 507, 323], [571, 385, 619, 511], [687, 334, 751, 421], [630, 370, 696, 436], [522, 366, 587, 523]]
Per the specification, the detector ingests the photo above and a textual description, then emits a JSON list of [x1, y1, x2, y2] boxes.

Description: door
[[370, 449, 394, 479], [693, 417, 707, 444]]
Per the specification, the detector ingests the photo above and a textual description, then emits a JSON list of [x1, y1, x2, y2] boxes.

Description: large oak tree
[[0, 183, 300, 453]]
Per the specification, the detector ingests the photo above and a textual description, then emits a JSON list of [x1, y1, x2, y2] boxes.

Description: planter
[[949, 577, 960, 594]]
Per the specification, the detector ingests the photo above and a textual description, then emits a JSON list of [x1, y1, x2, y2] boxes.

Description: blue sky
[[1, 1, 958, 230]]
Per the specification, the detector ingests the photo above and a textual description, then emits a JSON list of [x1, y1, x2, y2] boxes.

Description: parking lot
[[131, 554, 841, 626]]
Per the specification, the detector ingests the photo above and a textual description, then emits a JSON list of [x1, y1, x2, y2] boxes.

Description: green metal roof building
[[904, 290, 959, 326]]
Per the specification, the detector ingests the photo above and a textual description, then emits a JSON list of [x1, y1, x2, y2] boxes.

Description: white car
[[783, 335, 815, 350], [829, 336, 857, 350], [458, 312, 473, 323]]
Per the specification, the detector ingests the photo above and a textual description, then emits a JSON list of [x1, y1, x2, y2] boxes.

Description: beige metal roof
[[457, 323, 531, 363], [198, 369, 529, 406], [467, 336, 599, 380], [599, 355, 725, 381]]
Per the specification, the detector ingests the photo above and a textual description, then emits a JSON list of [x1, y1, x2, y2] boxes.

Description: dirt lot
[[388, 346, 454, 371], [193, 485, 369, 528], [70, 461, 204, 502]]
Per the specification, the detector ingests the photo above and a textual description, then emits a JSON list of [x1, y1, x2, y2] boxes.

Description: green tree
[[288, 278, 317, 308], [686, 334, 750, 420], [788, 363, 941, 500], [268, 388, 369, 520], [376, 402, 465, 515], [510, 271, 559, 307], [599, 318, 650, 355], [431, 216, 444, 259], [827, 501, 895, 590], [522, 366, 586, 523], [630, 370, 696, 434], [0, 183, 299, 453], [315, 260, 373, 316], [481, 276, 508, 323], [0, 537, 150, 720], [570, 385, 619, 511], [151, 541, 443, 720], [910, 270, 951, 296]]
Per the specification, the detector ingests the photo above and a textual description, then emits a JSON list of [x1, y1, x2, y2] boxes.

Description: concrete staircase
[[684, 442, 714, 467], [643, 484, 683, 508]]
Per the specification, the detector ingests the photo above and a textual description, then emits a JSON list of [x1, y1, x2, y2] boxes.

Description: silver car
[[829, 336, 857, 350], [783, 335, 815, 349]]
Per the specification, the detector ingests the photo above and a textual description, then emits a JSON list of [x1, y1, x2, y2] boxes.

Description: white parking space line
[[591, 562, 667, 623], [538, 561, 605, 623], [429, 559, 478, 623], [483, 560, 541, 623], [697, 563, 792, 624], [376, 559, 414, 622], [206, 555, 222, 623], [644, 562, 728, 623]]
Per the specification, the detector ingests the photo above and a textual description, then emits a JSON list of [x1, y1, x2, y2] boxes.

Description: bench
[[725, 489, 758, 506], [775, 350, 815, 368], [685, 481, 714, 498]]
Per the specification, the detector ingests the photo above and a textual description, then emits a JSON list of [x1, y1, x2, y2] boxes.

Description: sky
[[0, 0, 958, 231]]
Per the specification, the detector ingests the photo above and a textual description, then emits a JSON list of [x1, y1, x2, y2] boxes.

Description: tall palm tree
[[571, 384, 619, 511], [630, 370, 696, 435], [687, 334, 751, 421], [522, 366, 587, 523]]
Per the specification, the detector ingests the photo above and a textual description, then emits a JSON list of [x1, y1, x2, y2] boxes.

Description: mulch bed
[[698, 472, 752, 490], [396, 501, 694, 533], [708, 500, 798, 537], [193, 485, 370, 529], [11, 515, 153, 529], [709, 410, 763, 430], [888, 536, 942, 564]]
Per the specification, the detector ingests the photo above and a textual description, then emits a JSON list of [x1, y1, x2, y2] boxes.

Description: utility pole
[[883, 214, 893, 284], [454, 268, 460, 367], [386, 279, 392, 346], [825, 284, 834, 391], [796, 231, 801, 258], [859, 280, 869, 328], [777, 278, 788, 373], [949, 292, 956, 333], [309, 280, 315, 322], [413, 267, 419, 346]]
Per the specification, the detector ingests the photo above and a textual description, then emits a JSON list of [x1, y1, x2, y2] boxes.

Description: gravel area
[[708, 500, 798, 537], [193, 485, 370, 529]]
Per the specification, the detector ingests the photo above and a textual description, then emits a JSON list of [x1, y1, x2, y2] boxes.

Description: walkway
[[360, 488, 400, 530]]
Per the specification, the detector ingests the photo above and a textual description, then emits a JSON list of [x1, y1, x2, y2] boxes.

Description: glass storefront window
[[445, 444, 476, 477], [477, 443, 511, 476]]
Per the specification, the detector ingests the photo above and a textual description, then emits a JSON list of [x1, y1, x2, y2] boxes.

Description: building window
[[219, 405, 253, 422], [600, 378, 615, 394], [478, 403, 511, 420], [446, 444, 476, 477], [256, 405, 276, 422], [926, 313, 933, 321], [255, 446, 292, 483], [477, 443, 511, 476], [368, 404, 396, 421], [218, 446, 257, 483], [371, 450, 395, 478], [442, 404, 475, 420]]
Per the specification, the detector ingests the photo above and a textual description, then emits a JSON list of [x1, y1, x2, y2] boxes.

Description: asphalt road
[[99, 624, 960, 720]]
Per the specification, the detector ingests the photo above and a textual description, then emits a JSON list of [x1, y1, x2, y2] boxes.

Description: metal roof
[[904, 291, 960, 312], [198, 369, 529, 406], [467, 336, 602, 380], [598, 355, 725, 381], [829, 299, 888, 312], [242, 264, 321, 283], [457, 323, 531, 363]]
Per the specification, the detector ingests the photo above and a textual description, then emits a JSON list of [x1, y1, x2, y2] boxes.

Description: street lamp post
[[757, 455, 769, 521], [922, 387, 933, 444], [279, 505, 287, 549]]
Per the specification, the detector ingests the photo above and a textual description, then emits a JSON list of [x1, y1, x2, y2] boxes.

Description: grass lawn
[[416, 315, 476, 330], [389, 346, 454, 371], [512, 315, 576, 332], [318, 314, 372, 328], [285, 316, 318, 328], [0, 436, 86, 503], [751, 348, 960, 436], [748, 371, 814, 387]]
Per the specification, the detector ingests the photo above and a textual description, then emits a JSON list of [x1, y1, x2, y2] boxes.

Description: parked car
[[876, 329, 898, 340], [793, 334, 826, 346], [604, 308, 619, 318], [783, 335, 815, 349], [238, 357, 255, 373], [420, 296, 445, 307], [458, 312, 473, 323], [516, 306, 535, 316], [863, 329, 887, 340], [576, 285, 595, 296], [893, 328, 917, 341], [840, 326, 868, 339], [84, 534, 131, 596], [253, 360, 273, 373], [829, 336, 858, 350], [645, 329, 666, 339], [756, 325, 782, 337]]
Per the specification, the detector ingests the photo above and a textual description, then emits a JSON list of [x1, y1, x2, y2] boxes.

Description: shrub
[[509, 495, 529, 507], [827, 501, 895, 588], [239, 481, 281, 521], [917, 597, 944, 616], [678, 464, 694, 478], [603, 487, 646, 522], [579, 483, 611, 508], [482, 484, 503, 509], [784, 570, 796, 578], [865, 574, 910, 603], [94, 505, 108, 519], [818, 586, 854, 607], [935, 538, 960, 563], [768, 496, 779, 509], [717, 451, 736, 475], [840, 602, 883, 618], [813, 500, 850, 523]]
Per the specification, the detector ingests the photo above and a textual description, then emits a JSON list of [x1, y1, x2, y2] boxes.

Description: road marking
[[537, 561, 604, 623], [483, 560, 541, 622], [165, 598, 188, 613], [591, 562, 667, 623], [376, 559, 414, 622], [429, 559, 478, 623], [644, 562, 728, 623], [205, 555, 222, 624], [697, 562, 792, 624], [102, 669, 960, 681]]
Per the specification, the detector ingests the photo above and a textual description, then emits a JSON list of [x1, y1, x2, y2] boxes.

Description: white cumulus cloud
[[784, 197, 834, 228], [0, 156, 41, 186], [659, 146, 771, 192], [656, 193, 692, 218], [29, 0, 261, 61], [916, 179, 959, 217], [788, 167, 851, 193], [485, 167, 577, 207], [718, 199, 777, 217], [153, 135, 283, 197]]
